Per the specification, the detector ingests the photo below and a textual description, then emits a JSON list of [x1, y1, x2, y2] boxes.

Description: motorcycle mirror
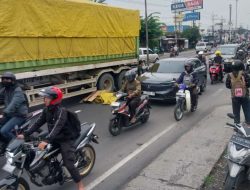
[[227, 113, 235, 119]]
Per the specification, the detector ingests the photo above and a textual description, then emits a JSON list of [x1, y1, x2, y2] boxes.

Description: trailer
[[0, 0, 140, 106]]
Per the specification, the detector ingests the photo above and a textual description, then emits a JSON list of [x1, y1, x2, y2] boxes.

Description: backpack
[[230, 71, 247, 98], [67, 110, 81, 138]]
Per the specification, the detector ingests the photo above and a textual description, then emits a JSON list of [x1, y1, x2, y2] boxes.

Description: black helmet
[[1, 72, 16, 81], [231, 60, 244, 71], [125, 70, 136, 82], [184, 62, 193, 73], [237, 49, 244, 56]]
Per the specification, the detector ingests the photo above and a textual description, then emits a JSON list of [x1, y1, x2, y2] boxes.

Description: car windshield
[[197, 43, 205, 46], [219, 46, 236, 55], [150, 61, 185, 73]]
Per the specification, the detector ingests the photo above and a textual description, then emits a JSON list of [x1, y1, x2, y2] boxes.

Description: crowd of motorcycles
[[1, 45, 250, 190]]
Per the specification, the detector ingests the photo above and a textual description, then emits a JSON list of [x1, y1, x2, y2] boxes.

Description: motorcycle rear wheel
[[0, 177, 30, 190], [109, 118, 122, 136], [174, 104, 183, 121], [77, 144, 96, 177], [141, 107, 150, 123]]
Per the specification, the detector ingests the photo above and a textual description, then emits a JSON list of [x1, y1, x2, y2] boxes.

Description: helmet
[[184, 62, 193, 73], [1, 72, 16, 81], [125, 70, 136, 82], [237, 49, 244, 55], [198, 51, 204, 55], [231, 60, 244, 72], [39, 86, 63, 105], [215, 50, 221, 56]]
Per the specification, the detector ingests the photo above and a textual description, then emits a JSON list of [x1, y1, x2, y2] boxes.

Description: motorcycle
[[209, 63, 223, 84], [224, 113, 250, 190], [0, 122, 98, 190], [174, 83, 192, 121], [0, 109, 43, 156], [109, 92, 151, 136]]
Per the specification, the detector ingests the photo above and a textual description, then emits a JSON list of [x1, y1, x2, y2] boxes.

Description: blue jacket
[[177, 71, 199, 86]]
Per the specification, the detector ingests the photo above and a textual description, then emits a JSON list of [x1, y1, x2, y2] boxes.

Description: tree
[[181, 26, 201, 48], [140, 13, 163, 49], [90, 0, 106, 3]]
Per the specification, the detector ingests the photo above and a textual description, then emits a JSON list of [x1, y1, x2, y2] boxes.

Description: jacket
[[0, 84, 28, 118], [214, 56, 223, 64], [25, 105, 75, 142], [121, 80, 141, 97], [226, 71, 250, 97], [177, 71, 199, 86]]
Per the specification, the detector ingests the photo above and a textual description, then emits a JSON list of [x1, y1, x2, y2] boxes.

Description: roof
[[220, 44, 239, 47]]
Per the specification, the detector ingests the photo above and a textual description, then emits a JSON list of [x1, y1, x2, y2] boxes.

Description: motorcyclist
[[17, 86, 85, 190], [0, 72, 28, 153], [213, 50, 224, 82], [236, 49, 246, 62], [177, 62, 199, 112], [226, 60, 250, 126], [120, 70, 141, 123], [197, 51, 206, 65]]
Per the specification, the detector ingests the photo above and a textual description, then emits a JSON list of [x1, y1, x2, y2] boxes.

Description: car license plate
[[230, 135, 250, 149], [3, 162, 15, 173], [143, 91, 155, 96]]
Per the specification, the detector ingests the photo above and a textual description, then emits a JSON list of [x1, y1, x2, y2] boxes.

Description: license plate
[[143, 91, 155, 96], [230, 135, 250, 148], [3, 162, 15, 173]]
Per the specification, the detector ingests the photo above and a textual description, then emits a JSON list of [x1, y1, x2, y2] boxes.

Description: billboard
[[183, 12, 200, 22], [171, 0, 203, 12]]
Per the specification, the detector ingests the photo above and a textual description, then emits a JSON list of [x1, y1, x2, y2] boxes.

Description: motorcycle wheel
[[224, 171, 245, 190], [109, 118, 122, 136], [77, 144, 96, 177], [174, 104, 183, 121], [141, 107, 150, 124], [1, 177, 31, 190]]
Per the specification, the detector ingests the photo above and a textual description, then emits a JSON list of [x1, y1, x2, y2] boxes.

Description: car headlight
[[6, 152, 14, 164]]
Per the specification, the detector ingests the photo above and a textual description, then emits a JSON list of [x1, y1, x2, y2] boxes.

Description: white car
[[195, 42, 212, 54], [139, 48, 159, 63]]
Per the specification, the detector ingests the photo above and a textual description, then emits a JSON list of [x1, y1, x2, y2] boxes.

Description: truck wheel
[[97, 73, 115, 91], [117, 71, 127, 90]]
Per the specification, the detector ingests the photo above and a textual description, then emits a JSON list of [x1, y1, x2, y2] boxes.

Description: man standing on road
[[226, 60, 250, 126]]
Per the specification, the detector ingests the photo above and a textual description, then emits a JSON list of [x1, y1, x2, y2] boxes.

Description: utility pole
[[212, 14, 215, 40], [235, 0, 239, 30], [174, 10, 177, 45], [229, 4, 232, 42], [145, 0, 149, 66]]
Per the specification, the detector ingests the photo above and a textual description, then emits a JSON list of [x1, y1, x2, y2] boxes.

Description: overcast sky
[[105, 0, 250, 30]]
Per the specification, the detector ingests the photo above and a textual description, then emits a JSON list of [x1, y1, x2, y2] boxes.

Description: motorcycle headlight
[[228, 142, 249, 163], [6, 152, 14, 164]]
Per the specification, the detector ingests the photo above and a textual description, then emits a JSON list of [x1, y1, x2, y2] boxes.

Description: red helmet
[[39, 86, 63, 105]]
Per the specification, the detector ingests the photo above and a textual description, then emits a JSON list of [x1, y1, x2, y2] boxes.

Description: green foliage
[[140, 13, 163, 49], [181, 26, 201, 48]]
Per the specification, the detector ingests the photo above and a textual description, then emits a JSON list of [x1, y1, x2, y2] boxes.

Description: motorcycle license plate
[[230, 135, 250, 149], [143, 91, 155, 96], [3, 162, 15, 173]]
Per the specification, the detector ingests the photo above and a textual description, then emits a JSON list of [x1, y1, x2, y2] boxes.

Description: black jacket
[[0, 84, 28, 118], [25, 105, 75, 142], [214, 56, 223, 64], [226, 71, 250, 96], [177, 71, 199, 86]]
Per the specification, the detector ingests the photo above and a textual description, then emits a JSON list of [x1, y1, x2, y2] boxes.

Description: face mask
[[2, 81, 13, 87]]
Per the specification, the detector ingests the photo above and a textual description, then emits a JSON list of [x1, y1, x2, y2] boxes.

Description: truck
[[0, 0, 140, 107]]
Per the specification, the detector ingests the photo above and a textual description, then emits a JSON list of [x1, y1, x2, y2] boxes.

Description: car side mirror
[[173, 78, 177, 81]]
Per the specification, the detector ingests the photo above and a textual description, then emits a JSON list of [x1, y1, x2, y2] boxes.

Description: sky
[[105, 0, 250, 30]]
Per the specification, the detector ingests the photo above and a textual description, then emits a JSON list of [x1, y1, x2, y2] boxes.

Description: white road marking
[[74, 110, 82, 113], [212, 88, 224, 97], [86, 123, 177, 190]]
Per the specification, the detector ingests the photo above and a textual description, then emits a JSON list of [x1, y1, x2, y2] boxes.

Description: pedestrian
[[225, 60, 250, 126], [17, 86, 85, 190]]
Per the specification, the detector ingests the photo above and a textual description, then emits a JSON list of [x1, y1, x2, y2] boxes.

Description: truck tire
[[117, 70, 127, 90], [97, 73, 115, 91]]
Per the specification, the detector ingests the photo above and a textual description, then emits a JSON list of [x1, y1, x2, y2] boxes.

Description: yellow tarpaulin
[[0, 0, 140, 63], [0, 0, 140, 38]]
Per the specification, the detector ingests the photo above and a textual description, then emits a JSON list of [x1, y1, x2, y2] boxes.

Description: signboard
[[171, 0, 203, 12], [183, 12, 200, 22]]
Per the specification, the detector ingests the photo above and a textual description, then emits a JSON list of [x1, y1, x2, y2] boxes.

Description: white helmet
[[198, 51, 204, 55]]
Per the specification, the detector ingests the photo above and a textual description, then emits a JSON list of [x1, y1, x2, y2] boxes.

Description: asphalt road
[[0, 50, 231, 190]]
